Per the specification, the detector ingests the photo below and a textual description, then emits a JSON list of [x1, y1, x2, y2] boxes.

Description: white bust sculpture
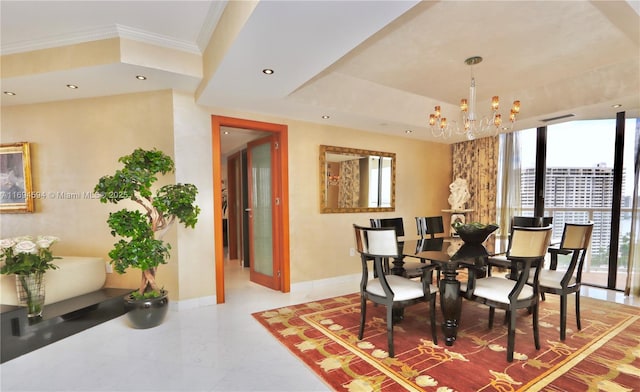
[[448, 178, 470, 210]]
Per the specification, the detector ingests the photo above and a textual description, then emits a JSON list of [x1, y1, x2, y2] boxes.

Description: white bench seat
[[0, 256, 106, 306]]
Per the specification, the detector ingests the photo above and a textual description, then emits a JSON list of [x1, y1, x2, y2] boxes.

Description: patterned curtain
[[496, 132, 522, 239], [338, 160, 360, 208], [452, 136, 498, 225]]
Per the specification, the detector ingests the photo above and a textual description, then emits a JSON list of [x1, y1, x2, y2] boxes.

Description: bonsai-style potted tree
[[94, 148, 200, 328]]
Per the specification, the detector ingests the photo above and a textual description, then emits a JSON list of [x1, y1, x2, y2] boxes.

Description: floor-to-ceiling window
[[503, 116, 638, 291], [618, 118, 636, 290]]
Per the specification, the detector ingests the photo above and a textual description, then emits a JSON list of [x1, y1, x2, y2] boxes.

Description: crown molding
[[1, 24, 117, 55], [196, 0, 228, 52], [1, 24, 202, 56]]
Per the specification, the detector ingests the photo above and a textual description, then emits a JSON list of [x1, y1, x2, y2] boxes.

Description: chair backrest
[[511, 215, 553, 230], [508, 226, 553, 259], [540, 216, 554, 227], [560, 222, 594, 250], [370, 217, 405, 237], [354, 225, 368, 254], [507, 216, 553, 253], [354, 224, 399, 258], [415, 216, 444, 238], [555, 222, 594, 285]]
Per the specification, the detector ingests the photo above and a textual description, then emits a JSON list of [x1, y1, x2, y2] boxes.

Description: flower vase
[[15, 272, 45, 318]]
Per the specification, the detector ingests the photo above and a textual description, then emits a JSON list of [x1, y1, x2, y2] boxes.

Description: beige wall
[[1, 90, 452, 302], [284, 119, 451, 282], [0, 90, 181, 296], [171, 91, 216, 301]]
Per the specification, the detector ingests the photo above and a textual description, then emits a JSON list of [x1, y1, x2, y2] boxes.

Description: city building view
[[517, 118, 638, 290]]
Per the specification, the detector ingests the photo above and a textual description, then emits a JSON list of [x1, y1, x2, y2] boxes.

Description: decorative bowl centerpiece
[[452, 222, 499, 244]]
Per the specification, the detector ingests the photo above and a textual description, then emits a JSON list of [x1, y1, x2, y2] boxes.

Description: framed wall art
[[0, 142, 34, 213]]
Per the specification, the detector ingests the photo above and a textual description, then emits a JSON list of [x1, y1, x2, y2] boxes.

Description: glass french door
[[247, 135, 280, 290]]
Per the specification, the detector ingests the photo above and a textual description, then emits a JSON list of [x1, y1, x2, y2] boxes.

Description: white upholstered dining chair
[[463, 225, 552, 362], [415, 216, 445, 239], [370, 217, 435, 279], [353, 224, 438, 357], [537, 222, 594, 340], [486, 216, 553, 277]]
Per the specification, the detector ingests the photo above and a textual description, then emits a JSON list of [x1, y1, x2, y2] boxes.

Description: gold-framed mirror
[[320, 145, 395, 213]]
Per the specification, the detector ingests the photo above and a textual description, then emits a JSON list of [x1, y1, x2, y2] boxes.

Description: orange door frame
[[211, 115, 290, 303]]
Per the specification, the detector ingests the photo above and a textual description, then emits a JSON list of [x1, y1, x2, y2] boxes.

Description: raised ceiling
[[2, 0, 639, 150]]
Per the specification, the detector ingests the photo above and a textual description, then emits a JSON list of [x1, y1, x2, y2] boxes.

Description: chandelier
[[429, 56, 521, 140]]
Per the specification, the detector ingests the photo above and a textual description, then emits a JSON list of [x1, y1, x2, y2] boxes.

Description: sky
[[519, 118, 638, 196], [520, 118, 637, 168]]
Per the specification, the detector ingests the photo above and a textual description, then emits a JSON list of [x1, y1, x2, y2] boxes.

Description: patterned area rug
[[253, 293, 640, 391]]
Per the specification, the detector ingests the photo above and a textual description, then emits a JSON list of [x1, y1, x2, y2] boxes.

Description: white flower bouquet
[[0, 235, 60, 275]]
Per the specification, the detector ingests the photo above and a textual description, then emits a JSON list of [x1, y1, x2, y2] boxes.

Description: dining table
[[398, 236, 508, 347]]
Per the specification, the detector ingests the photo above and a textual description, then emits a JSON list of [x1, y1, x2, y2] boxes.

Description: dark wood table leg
[[390, 256, 406, 276], [439, 263, 462, 346]]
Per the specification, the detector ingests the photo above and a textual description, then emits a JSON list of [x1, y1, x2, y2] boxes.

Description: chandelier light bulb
[[494, 114, 502, 127], [491, 96, 500, 111], [512, 100, 520, 114]]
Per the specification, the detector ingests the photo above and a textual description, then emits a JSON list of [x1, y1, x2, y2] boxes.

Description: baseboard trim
[[290, 273, 360, 293], [172, 295, 217, 311], [172, 274, 361, 311]]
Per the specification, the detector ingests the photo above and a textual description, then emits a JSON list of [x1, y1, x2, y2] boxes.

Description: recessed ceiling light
[[611, 104, 622, 108], [223, 131, 230, 135], [321, 115, 330, 119], [405, 130, 413, 134], [262, 69, 274, 75], [66, 84, 78, 89], [136, 75, 147, 80], [3, 91, 16, 96]]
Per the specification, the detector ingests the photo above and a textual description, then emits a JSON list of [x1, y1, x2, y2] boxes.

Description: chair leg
[[427, 269, 441, 287], [430, 296, 438, 345], [532, 302, 540, 350], [358, 296, 366, 340], [575, 292, 582, 331], [488, 307, 495, 329], [386, 305, 395, 358], [531, 290, 546, 313], [560, 294, 568, 340], [507, 309, 516, 362]]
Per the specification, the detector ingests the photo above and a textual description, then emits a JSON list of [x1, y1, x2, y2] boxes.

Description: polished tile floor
[[1, 258, 638, 392]]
